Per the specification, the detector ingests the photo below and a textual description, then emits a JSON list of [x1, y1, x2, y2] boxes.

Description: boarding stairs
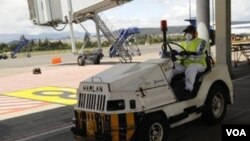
[[95, 14, 140, 62], [241, 46, 250, 64], [94, 14, 119, 43], [72, 0, 133, 42], [112, 30, 133, 62], [11, 38, 29, 58], [109, 28, 140, 62], [232, 42, 250, 67], [71, 0, 136, 62]]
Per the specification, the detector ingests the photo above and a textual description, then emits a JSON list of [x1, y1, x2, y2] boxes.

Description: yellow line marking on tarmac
[[3, 86, 77, 105]]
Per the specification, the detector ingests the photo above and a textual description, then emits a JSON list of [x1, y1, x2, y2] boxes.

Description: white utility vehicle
[[71, 22, 234, 141]]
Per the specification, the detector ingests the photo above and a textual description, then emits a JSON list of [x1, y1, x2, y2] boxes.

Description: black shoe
[[182, 90, 192, 100]]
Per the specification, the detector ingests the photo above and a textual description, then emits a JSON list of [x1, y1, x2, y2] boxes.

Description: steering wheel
[[161, 41, 189, 61]]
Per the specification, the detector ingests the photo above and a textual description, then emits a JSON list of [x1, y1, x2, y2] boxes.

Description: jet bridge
[[73, 0, 132, 22], [71, 0, 136, 64]]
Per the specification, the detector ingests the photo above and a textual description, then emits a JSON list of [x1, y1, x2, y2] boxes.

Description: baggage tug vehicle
[[71, 21, 233, 141]]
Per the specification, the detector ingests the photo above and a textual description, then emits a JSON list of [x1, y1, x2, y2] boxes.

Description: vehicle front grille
[[78, 93, 106, 111]]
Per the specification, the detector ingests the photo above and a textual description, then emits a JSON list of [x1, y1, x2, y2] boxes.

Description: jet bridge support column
[[215, 0, 232, 72], [94, 14, 102, 51], [67, 0, 77, 54]]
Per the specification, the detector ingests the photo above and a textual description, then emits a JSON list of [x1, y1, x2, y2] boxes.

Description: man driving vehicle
[[169, 25, 208, 95]]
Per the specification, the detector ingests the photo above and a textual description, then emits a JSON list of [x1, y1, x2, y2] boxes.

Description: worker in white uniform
[[169, 25, 208, 94]]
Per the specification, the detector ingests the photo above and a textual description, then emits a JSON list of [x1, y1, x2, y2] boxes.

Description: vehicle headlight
[[107, 100, 125, 111], [130, 100, 136, 109]]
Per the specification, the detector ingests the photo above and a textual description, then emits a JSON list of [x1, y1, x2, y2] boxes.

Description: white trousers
[[168, 63, 205, 92]]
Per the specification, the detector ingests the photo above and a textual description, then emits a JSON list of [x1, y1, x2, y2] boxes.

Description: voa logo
[[226, 129, 247, 136]]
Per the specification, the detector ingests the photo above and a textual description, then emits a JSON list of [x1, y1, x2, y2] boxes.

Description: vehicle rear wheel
[[134, 114, 167, 141], [77, 56, 85, 66], [202, 84, 227, 125]]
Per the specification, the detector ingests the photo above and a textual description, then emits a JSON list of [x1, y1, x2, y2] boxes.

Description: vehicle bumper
[[71, 110, 143, 141]]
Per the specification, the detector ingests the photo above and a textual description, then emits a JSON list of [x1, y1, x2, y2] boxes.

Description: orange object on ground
[[51, 57, 62, 64]]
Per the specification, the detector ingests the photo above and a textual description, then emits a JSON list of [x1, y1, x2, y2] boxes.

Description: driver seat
[[192, 51, 214, 92], [171, 50, 214, 100], [195, 51, 213, 79]]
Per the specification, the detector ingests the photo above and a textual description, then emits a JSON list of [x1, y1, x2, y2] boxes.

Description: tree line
[[0, 34, 184, 53], [0, 38, 69, 53]]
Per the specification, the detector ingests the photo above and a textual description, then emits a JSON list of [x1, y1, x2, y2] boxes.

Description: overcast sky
[[0, 0, 250, 35]]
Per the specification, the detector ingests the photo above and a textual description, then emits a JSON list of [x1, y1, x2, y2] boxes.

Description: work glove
[[171, 49, 178, 55], [179, 51, 189, 56]]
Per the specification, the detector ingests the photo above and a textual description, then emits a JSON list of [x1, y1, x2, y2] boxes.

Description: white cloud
[[0, 0, 250, 35], [231, 0, 250, 21], [103, 0, 196, 29], [105, 17, 154, 29], [0, 0, 68, 35], [0, 0, 35, 34]]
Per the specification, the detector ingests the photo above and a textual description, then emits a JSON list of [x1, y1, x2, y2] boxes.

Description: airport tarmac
[[0, 44, 159, 140], [0, 44, 250, 141]]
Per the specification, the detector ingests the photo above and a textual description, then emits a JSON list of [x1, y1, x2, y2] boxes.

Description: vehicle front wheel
[[202, 84, 227, 125], [134, 114, 168, 141]]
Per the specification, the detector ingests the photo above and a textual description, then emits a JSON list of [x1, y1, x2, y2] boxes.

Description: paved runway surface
[[0, 44, 250, 141]]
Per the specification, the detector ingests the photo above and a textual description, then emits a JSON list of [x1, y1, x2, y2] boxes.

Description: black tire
[[134, 114, 168, 141], [77, 56, 85, 66], [202, 84, 227, 125], [93, 55, 100, 64], [3, 55, 8, 59]]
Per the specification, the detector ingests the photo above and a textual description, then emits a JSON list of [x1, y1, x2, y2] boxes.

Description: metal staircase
[[110, 27, 141, 62], [72, 0, 136, 62], [241, 46, 250, 64], [94, 14, 118, 43], [11, 36, 30, 59], [232, 42, 250, 67], [111, 29, 132, 62], [94, 14, 134, 62]]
